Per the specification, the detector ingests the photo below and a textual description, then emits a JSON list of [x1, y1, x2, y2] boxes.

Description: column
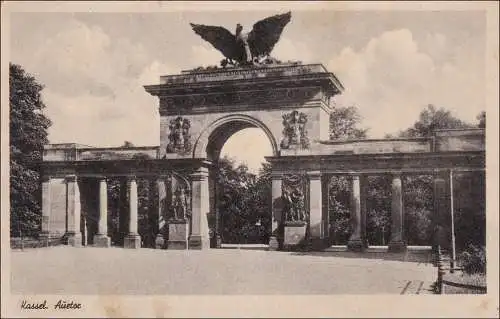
[[449, 169, 456, 272], [189, 167, 210, 249], [308, 171, 324, 249], [433, 169, 450, 252], [124, 176, 141, 248], [94, 177, 111, 247], [269, 173, 282, 250], [388, 172, 406, 252], [40, 175, 51, 242], [155, 175, 168, 249], [65, 174, 82, 247], [347, 174, 364, 251], [360, 175, 369, 248]]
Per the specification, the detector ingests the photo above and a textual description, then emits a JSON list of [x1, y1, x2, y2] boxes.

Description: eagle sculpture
[[190, 11, 292, 67]]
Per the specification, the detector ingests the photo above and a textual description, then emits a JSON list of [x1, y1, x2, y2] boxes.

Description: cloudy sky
[[9, 6, 487, 172]]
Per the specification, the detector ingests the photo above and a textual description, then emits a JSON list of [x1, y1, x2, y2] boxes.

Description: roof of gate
[[144, 63, 344, 96]]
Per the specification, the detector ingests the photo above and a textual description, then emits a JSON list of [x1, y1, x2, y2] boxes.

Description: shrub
[[459, 244, 486, 274]]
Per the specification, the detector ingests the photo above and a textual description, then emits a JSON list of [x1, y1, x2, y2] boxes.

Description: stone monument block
[[124, 234, 141, 249], [168, 220, 189, 250], [283, 221, 307, 250], [67, 233, 82, 247]]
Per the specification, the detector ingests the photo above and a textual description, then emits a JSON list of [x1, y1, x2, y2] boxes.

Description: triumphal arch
[[40, 11, 485, 252], [40, 61, 485, 252]]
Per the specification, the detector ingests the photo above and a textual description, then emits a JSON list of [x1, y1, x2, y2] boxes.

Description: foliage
[[10, 63, 52, 238], [329, 106, 368, 140], [216, 157, 270, 244], [399, 104, 472, 137], [459, 244, 486, 275]]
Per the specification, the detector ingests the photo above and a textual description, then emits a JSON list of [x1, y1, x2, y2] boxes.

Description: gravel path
[[10, 246, 436, 295]]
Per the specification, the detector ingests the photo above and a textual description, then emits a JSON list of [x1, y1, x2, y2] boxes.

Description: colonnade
[[41, 166, 463, 251], [40, 167, 211, 249], [270, 169, 460, 252]]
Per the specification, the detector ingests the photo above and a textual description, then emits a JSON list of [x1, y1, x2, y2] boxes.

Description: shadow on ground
[[287, 250, 434, 264]]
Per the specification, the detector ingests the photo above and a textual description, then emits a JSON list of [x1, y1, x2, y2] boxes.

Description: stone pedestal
[[283, 221, 307, 250], [67, 232, 82, 247], [168, 220, 189, 250], [94, 234, 111, 247], [124, 234, 141, 249], [268, 236, 280, 251]]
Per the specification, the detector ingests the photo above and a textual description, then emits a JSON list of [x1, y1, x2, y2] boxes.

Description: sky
[[9, 8, 487, 172]]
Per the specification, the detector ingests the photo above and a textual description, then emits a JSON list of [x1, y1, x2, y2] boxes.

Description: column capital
[[65, 174, 77, 183], [307, 170, 322, 179], [270, 172, 283, 180], [191, 167, 209, 181], [41, 175, 51, 183], [392, 171, 403, 178], [97, 176, 108, 182], [348, 174, 360, 181], [127, 175, 137, 182]]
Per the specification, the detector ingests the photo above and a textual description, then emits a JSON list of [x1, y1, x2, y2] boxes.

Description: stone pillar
[[433, 169, 450, 252], [308, 171, 323, 249], [155, 175, 168, 249], [269, 173, 283, 250], [388, 172, 406, 252], [348, 174, 364, 251], [40, 175, 51, 242], [124, 176, 141, 249], [360, 175, 369, 248], [94, 177, 111, 247], [189, 167, 210, 249], [65, 175, 82, 247]]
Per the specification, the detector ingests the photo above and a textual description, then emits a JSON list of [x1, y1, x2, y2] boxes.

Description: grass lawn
[[443, 271, 486, 294]]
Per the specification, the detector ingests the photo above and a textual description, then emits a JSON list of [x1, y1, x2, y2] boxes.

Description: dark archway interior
[[205, 120, 273, 246]]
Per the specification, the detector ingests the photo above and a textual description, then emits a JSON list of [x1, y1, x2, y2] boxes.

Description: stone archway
[[193, 114, 279, 160], [192, 115, 278, 247]]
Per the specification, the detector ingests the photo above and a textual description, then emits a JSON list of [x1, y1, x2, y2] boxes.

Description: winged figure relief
[[190, 11, 292, 67]]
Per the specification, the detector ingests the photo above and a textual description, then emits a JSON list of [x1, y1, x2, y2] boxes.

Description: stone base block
[[388, 241, 407, 252], [283, 221, 307, 250], [124, 234, 141, 249], [168, 240, 188, 250], [155, 234, 166, 249], [188, 235, 209, 250], [268, 236, 280, 251], [67, 233, 82, 247], [94, 234, 111, 248], [347, 238, 365, 252]]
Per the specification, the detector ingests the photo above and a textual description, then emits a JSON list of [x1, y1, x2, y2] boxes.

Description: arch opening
[[203, 117, 276, 247]]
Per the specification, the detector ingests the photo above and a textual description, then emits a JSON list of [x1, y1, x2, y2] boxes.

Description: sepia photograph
[[1, 1, 498, 318]]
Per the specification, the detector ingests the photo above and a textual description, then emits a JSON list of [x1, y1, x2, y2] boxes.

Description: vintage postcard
[[1, 1, 499, 318]]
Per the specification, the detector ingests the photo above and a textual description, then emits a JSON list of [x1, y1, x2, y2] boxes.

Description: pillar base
[[124, 234, 141, 249], [347, 238, 365, 252], [188, 235, 209, 250], [283, 221, 307, 251], [167, 240, 188, 250], [155, 234, 166, 249], [268, 236, 280, 251], [388, 241, 407, 252], [39, 232, 51, 246], [67, 232, 82, 247], [94, 234, 111, 248]]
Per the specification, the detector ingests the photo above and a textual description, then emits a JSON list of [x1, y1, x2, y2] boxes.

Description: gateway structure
[[40, 62, 485, 252]]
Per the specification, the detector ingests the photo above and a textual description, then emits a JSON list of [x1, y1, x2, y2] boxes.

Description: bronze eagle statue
[[190, 11, 292, 67]]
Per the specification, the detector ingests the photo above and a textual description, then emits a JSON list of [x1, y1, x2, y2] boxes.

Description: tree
[[329, 106, 368, 140], [10, 63, 52, 238], [400, 104, 472, 137], [477, 111, 485, 128]]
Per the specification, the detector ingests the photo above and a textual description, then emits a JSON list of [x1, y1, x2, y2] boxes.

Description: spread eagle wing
[[189, 23, 240, 60], [247, 11, 291, 58]]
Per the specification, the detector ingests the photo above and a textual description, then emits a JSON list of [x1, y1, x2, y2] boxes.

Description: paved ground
[[10, 246, 436, 295]]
